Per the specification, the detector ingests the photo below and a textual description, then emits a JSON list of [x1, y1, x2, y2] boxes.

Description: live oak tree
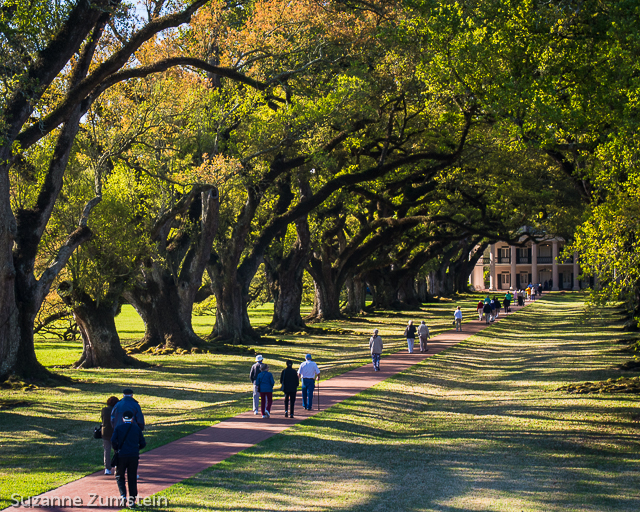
[[0, 0, 272, 381]]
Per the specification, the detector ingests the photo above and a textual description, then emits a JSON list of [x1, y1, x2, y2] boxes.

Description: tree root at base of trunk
[[0, 371, 72, 390]]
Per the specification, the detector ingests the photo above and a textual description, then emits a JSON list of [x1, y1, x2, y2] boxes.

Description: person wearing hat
[[369, 329, 383, 371], [111, 389, 145, 431], [250, 355, 264, 415], [111, 410, 146, 507], [297, 354, 320, 410]]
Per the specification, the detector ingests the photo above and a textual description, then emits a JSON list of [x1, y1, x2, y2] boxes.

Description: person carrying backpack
[[111, 410, 146, 508]]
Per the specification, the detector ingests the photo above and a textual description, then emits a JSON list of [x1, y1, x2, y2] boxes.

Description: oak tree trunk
[[72, 296, 141, 368], [125, 276, 202, 351]]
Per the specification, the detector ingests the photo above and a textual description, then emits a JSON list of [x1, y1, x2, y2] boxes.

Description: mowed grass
[[149, 294, 640, 512], [0, 295, 478, 508]]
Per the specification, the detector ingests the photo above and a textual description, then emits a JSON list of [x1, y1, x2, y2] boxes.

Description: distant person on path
[[454, 306, 463, 331], [250, 355, 264, 415], [517, 289, 524, 307], [502, 296, 509, 315], [369, 329, 383, 371], [111, 389, 145, 431], [280, 360, 299, 418], [492, 296, 500, 319], [418, 321, 430, 352], [255, 363, 275, 418], [489, 298, 496, 321], [111, 410, 146, 507], [476, 300, 484, 321], [298, 354, 320, 410], [531, 285, 537, 301], [102, 396, 119, 475], [404, 320, 417, 353], [482, 301, 492, 324]]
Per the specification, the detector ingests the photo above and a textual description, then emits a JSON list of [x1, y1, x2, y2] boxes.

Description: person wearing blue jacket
[[255, 364, 275, 418], [111, 388, 145, 430], [111, 410, 146, 507]]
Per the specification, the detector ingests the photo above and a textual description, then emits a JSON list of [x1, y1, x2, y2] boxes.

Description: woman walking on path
[[280, 361, 299, 418], [454, 306, 463, 331], [476, 300, 484, 321], [255, 364, 275, 418], [404, 320, 417, 353], [369, 329, 383, 371], [418, 321, 430, 352], [101, 396, 119, 475]]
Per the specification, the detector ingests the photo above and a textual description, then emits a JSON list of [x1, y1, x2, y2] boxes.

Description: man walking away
[[482, 301, 492, 324], [418, 321, 430, 352], [280, 361, 299, 418], [111, 410, 146, 508], [250, 355, 264, 415], [476, 300, 484, 321], [111, 389, 145, 431], [369, 329, 383, 371], [454, 306, 463, 331], [298, 354, 320, 410]]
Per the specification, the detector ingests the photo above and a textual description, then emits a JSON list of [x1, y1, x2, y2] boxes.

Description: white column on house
[[489, 244, 496, 291], [510, 245, 517, 290], [573, 252, 580, 291], [531, 242, 538, 285], [552, 240, 559, 291]]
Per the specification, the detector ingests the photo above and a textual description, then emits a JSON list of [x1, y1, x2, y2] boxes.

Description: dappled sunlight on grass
[[150, 294, 640, 512]]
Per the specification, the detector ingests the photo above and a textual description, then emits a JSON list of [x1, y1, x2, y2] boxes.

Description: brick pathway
[[8, 303, 529, 512]]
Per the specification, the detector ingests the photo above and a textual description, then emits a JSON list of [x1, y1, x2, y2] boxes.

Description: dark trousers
[[284, 391, 296, 415], [115, 455, 139, 501], [301, 378, 315, 409]]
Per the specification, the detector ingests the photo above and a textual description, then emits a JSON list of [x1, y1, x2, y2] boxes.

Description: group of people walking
[[97, 287, 548, 506], [250, 354, 320, 418]]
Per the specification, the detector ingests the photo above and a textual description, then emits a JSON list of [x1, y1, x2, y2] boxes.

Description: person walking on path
[[111, 410, 146, 508], [476, 300, 484, 321], [504, 291, 513, 312], [111, 389, 145, 431], [298, 354, 320, 410], [531, 285, 537, 301], [482, 301, 492, 324], [249, 355, 264, 415], [418, 321, 430, 352], [454, 306, 463, 331], [280, 361, 299, 418], [492, 296, 500, 319], [255, 363, 275, 418], [369, 329, 383, 371], [404, 320, 417, 353], [101, 396, 119, 475]]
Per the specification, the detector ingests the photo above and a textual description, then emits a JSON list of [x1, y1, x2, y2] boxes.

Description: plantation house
[[469, 237, 581, 291]]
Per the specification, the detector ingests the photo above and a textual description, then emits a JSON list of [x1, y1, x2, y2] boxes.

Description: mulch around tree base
[[6, 303, 529, 512]]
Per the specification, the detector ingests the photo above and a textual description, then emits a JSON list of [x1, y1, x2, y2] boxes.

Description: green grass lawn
[[1, 295, 480, 508], [147, 293, 640, 512]]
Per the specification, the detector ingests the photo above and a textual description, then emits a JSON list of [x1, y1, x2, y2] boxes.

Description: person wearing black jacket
[[280, 360, 300, 418], [111, 410, 146, 507]]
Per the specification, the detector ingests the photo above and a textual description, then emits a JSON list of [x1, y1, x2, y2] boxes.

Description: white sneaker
[[254, 410, 259, 415], [105, 469, 112, 475], [262, 414, 266, 418]]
